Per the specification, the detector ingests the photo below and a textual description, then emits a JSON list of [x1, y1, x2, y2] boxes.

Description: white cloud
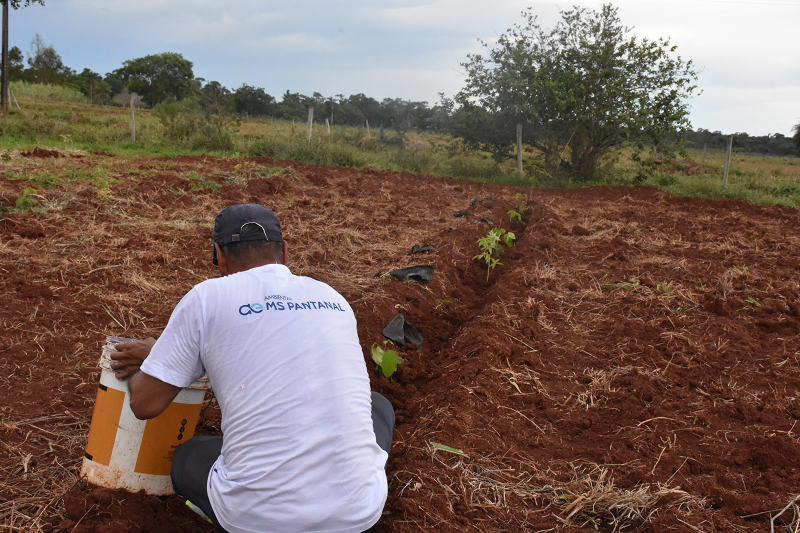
[[690, 85, 800, 135]]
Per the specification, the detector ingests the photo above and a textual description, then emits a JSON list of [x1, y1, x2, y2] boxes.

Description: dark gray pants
[[171, 391, 395, 532]]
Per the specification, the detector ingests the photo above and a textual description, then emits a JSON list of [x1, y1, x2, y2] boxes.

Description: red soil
[[1, 154, 799, 532]]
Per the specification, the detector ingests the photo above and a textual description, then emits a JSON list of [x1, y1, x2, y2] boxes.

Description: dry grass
[[493, 365, 550, 398], [553, 466, 705, 531], [398, 451, 708, 533], [769, 495, 800, 533], [0, 414, 88, 532], [572, 367, 632, 409]]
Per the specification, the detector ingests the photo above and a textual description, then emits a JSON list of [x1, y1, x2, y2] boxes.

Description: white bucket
[[80, 338, 210, 495]]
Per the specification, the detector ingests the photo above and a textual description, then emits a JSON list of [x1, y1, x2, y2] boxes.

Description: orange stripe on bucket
[[84, 385, 126, 466], [134, 402, 203, 476]]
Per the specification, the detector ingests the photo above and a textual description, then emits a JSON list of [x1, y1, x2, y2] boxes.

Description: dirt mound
[[1, 156, 800, 532], [21, 146, 64, 158]]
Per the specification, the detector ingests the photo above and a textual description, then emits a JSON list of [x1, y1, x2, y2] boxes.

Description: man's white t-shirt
[[140, 264, 388, 533]]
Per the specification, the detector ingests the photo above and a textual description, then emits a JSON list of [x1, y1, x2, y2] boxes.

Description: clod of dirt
[[382, 314, 424, 352], [454, 210, 468, 218], [21, 147, 63, 158], [703, 294, 730, 316], [408, 244, 436, 255], [639, 275, 657, 288], [572, 225, 591, 236], [389, 265, 434, 285], [15, 227, 45, 239]]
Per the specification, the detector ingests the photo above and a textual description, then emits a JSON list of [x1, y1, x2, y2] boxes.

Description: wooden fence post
[[702, 144, 707, 165], [516, 124, 523, 176], [366, 119, 371, 139], [722, 135, 733, 188], [1, 0, 8, 110], [306, 107, 313, 141], [325, 118, 330, 134], [130, 92, 137, 143]]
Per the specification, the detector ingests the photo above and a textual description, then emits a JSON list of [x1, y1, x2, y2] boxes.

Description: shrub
[[153, 98, 238, 151]]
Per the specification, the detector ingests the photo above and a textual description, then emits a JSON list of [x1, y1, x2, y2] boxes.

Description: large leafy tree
[[199, 80, 232, 115], [793, 124, 800, 156], [2, 0, 44, 109], [0, 44, 22, 79], [233, 84, 274, 117], [26, 34, 72, 84], [458, 4, 699, 179], [113, 52, 195, 106], [66, 68, 111, 101]]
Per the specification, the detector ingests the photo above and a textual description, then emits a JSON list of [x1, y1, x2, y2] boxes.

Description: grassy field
[[1, 83, 799, 208]]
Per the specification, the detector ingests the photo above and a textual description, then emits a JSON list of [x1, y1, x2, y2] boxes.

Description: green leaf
[[745, 296, 761, 307], [430, 442, 467, 456], [15, 187, 39, 208], [371, 343, 403, 378], [380, 350, 402, 378], [370, 343, 384, 366]]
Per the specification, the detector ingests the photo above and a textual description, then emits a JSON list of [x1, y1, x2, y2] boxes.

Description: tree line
[[0, 35, 444, 135], [686, 129, 798, 158]]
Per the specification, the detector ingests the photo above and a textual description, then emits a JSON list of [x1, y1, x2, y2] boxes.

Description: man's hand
[[110, 337, 157, 380]]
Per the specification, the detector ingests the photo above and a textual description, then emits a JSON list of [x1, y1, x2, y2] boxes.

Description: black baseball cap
[[212, 204, 282, 265]]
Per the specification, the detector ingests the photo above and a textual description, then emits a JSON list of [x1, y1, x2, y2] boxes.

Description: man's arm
[[128, 370, 182, 420], [111, 338, 181, 419]]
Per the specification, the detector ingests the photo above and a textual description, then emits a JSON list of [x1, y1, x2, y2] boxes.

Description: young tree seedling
[[474, 228, 516, 281], [507, 193, 531, 223], [371, 340, 403, 378], [15, 187, 39, 208]]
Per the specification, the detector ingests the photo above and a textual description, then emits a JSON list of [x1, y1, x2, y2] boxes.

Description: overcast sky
[[7, 0, 800, 136]]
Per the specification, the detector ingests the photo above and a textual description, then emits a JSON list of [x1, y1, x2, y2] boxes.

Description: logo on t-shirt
[[238, 299, 346, 315]]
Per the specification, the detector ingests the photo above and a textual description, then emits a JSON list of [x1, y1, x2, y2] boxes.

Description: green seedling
[[430, 442, 466, 456], [15, 187, 39, 208], [745, 296, 761, 307], [699, 283, 707, 291], [371, 341, 403, 378], [657, 283, 671, 294], [507, 193, 531, 223], [474, 228, 516, 281]]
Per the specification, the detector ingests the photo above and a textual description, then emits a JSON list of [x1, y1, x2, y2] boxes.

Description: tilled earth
[[2, 152, 800, 533]]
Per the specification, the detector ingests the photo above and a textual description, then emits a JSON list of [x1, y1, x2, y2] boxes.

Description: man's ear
[[215, 243, 230, 275]]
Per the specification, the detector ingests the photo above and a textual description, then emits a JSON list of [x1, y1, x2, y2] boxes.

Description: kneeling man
[[111, 203, 394, 533]]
